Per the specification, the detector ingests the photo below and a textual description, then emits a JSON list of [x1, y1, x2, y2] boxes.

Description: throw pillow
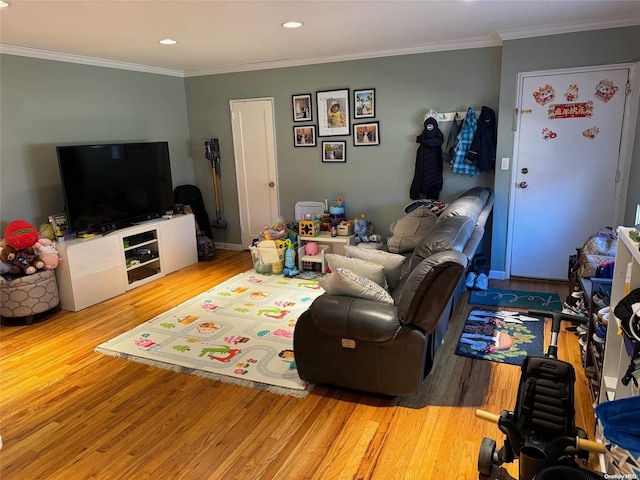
[[344, 245, 406, 289], [387, 205, 438, 254], [325, 253, 388, 289], [318, 268, 394, 305]]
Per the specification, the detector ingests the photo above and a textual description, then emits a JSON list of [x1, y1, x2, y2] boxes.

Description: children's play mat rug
[[469, 288, 562, 312], [96, 271, 324, 398], [455, 309, 544, 365]]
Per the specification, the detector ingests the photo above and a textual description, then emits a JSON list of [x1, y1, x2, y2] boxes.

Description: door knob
[[268, 181, 275, 187], [519, 181, 528, 188]]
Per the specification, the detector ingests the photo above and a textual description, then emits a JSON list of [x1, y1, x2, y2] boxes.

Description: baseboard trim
[[215, 242, 245, 251], [489, 269, 507, 280]]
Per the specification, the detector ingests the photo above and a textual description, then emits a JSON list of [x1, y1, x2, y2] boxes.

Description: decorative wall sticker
[[541, 128, 557, 141], [582, 126, 600, 139], [594, 79, 619, 103], [564, 84, 579, 101], [533, 84, 555, 106], [548, 101, 593, 119]]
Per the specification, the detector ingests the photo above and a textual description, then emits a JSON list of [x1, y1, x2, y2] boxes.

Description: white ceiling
[[1, 0, 639, 77]]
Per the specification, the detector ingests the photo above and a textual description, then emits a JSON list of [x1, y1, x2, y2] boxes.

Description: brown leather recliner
[[293, 187, 494, 396]]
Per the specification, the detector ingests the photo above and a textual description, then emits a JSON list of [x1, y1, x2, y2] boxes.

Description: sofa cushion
[[407, 215, 477, 272], [344, 246, 406, 289], [325, 253, 387, 289], [438, 186, 491, 220], [318, 268, 394, 305], [387, 205, 438, 254], [393, 251, 467, 326]]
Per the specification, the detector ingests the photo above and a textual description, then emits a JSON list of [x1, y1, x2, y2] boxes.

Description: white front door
[[509, 64, 638, 280], [230, 98, 279, 249]]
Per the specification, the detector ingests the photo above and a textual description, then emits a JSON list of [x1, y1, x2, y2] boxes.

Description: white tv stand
[[55, 214, 198, 312]]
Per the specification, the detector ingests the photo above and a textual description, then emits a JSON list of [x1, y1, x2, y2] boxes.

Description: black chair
[[174, 184, 213, 239]]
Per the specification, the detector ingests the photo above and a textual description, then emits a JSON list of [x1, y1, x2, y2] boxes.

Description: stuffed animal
[[9, 246, 44, 275], [305, 242, 319, 256], [353, 215, 372, 244], [3, 220, 44, 275], [38, 223, 55, 240], [0, 244, 20, 275], [34, 238, 61, 270], [4, 219, 39, 250]]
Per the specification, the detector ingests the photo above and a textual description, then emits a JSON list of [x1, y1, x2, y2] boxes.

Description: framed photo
[[316, 89, 350, 136], [322, 141, 346, 163], [293, 125, 317, 147], [292, 94, 313, 122], [353, 122, 380, 146], [354, 88, 375, 118]]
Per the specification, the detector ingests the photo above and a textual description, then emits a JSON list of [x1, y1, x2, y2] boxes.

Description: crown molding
[[2, 18, 638, 78], [0, 44, 185, 77], [183, 35, 502, 77], [0, 36, 501, 78], [498, 17, 640, 41]]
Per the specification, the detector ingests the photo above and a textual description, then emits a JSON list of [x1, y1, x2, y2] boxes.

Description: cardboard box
[[337, 221, 354, 236]]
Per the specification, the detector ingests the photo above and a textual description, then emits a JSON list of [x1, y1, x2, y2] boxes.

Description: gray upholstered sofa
[[293, 187, 494, 396]]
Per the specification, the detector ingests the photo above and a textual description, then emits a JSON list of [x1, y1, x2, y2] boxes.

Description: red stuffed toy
[[2, 220, 44, 275]]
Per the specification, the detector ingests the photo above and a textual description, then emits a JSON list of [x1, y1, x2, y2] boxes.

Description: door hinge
[[615, 170, 620, 182], [626, 80, 631, 96], [512, 108, 518, 131]]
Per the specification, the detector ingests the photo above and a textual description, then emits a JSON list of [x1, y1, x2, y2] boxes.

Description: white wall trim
[[489, 269, 508, 281], [1, 36, 501, 78], [0, 44, 185, 77], [183, 36, 502, 77], [215, 243, 245, 251], [3, 15, 637, 78], [498, 17, 640, 41]]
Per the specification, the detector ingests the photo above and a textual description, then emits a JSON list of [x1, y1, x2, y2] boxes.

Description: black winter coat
[[410, 117, 444, 200], [465, 106, 496, 172]]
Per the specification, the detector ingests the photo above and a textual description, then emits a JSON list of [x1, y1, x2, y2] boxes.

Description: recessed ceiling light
[[0, 2, 11, 7], [158, 38, 178, 45], [282, 21, 303, 29]]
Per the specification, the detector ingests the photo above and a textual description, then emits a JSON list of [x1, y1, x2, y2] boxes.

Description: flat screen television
[[56, 141, 175, 234]]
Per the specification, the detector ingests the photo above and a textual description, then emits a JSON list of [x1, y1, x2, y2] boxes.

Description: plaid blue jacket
[[451, 107, 479, 176]]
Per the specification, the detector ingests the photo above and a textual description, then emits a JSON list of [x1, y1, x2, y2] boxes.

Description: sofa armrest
[[309, 294, 401, 342]]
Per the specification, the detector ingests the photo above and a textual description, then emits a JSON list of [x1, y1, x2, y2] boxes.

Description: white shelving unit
[[599, 227, 640, 403], [596, 227, 639, 473], [55, 214, 198, 311]]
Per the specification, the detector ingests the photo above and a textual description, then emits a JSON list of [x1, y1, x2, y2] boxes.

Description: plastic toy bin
[[250, 240, 285, 274]]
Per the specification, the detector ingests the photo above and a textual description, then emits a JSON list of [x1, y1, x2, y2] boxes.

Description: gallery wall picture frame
[[354, 88, 375, 118], [316, 89, 350, 136], [353, 121, 380, 146], [293, 125, 317, 147], [322, 141, 346, 163], [292, 94, 313, 122]]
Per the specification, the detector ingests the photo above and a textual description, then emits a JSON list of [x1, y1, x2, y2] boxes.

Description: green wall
[[184, 48, 500, 249], [0, 55, 192, 230]]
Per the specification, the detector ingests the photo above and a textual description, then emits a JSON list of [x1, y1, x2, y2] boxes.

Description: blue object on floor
[[469, 288, 562, 312]]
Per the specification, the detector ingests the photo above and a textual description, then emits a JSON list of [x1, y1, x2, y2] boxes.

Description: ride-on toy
[[475, 309, 606, 480]]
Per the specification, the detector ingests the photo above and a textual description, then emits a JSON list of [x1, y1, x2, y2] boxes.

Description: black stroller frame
[[475, 309, 605, 480]]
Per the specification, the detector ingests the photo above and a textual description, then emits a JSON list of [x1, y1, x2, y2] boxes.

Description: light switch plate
[[501, 157, 510, 170]]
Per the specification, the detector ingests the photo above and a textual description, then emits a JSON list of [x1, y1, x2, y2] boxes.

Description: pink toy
[[305, 242, 319, 256], [33, 238, 61, 270]]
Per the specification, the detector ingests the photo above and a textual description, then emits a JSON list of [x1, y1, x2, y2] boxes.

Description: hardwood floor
[[0, 250, 598, 479]]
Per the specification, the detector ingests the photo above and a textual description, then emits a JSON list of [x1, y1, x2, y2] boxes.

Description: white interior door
[[509, 64, 637, 280], [230, 98, 279, 249]]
